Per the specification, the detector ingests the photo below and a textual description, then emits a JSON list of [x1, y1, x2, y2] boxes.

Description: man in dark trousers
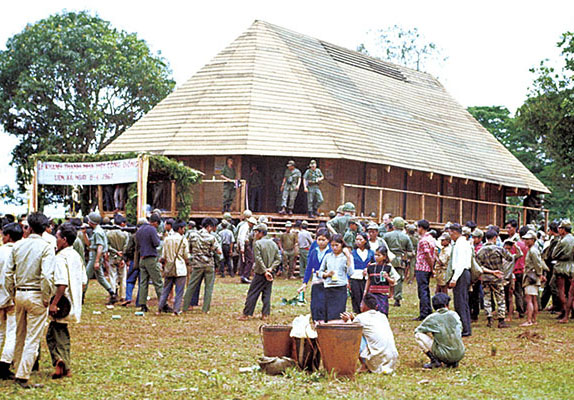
[[238, 224, 281, 321], [135, 214, 162, 312], [414, 220, 436, 321], [447, 223, 472, 337]]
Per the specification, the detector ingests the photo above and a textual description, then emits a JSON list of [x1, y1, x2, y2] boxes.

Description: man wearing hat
[[303, 160, 324, 218], [237, 216, 257, 284], [476, 229, 521, 328], [219, 220, 235, 277], [183, 218, 221, 313], [469, 228, 484, 322], [553, 219, 574, 323], [297, 221, 313, 278], [279, 221, 299, 279], [406, 224, 419, 285], [343, 218, 360, 248], [220, 157, 236, 213], [239, 223, 281, 320], [435, 232, 452, 294], [84, 212, 117, 305], [327, 202, 356, 236], [383, 217, 414, 307], [279, 160, 302, 215], [107, 215, 129, 302]]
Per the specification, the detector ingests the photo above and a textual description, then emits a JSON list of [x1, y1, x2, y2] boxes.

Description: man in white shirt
[[341, 293, 399, 374], [47, 223, 87, 379], [447, 223, 472, 337], [238, 217, 257, 284]]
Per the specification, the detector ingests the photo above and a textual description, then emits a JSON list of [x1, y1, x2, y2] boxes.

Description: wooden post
[[240, 179, 247, 213], [170, 180, 177, 215], [493, 204, 497, 227], [340, 185, 346, 206], [30, 161, 38, 213], [420, 195, 426, 220], [436, 196, 440, 223], [459, 200, 463, 225], [545, 210, 550, 232], [523, 208, 528, 226], [378, 190, 383, 224], [97, 185, 104, 214]]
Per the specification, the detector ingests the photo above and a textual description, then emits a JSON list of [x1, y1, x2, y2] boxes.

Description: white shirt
[[354, 310, 399, 374], [0, 243, 15, 308], [451, 236, 472, 283], [237, 222, 251, 251], [42, 231, 57, 251], [53, 246, 88, 324]]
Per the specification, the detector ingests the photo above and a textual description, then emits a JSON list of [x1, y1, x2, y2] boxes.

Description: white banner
[[37, 158, 139, 185]]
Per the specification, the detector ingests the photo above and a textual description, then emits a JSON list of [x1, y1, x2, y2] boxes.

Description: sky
[[0, 0, 573, 213]]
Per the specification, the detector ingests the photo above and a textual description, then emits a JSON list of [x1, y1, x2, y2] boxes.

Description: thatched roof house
[[103, 20, 548, 226]]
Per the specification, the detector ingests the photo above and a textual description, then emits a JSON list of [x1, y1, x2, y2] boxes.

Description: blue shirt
[[135, 223, 160, 258], [352, 249, 375, 273], [302, 244, 332, 284]]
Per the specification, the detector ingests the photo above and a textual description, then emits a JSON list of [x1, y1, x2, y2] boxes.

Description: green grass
[[1, 278, 573, 399]]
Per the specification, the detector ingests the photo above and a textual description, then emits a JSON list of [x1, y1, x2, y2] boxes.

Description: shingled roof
[[103, 20, 549, 194]]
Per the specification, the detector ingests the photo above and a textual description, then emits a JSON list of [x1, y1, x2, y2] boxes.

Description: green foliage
[[357, 25, 447, 74], [0, 11, 175, 193], [0, 184, 23, 205], [33, 153, 202, 223], [467, 31, 574, 220]]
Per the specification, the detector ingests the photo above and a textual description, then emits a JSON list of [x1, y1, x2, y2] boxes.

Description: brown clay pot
[[316, 323, 363, 378], [260, 325, 293, 357]]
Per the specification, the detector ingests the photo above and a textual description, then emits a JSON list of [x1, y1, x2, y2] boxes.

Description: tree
[[0, 11, 175, 194], [468, 32, 574, 220], [356, 25, 446, 74]]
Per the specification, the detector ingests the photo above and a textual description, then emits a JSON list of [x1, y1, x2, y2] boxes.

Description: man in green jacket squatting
[[414, 293, 465, 369], [238, 223, 281, 320]]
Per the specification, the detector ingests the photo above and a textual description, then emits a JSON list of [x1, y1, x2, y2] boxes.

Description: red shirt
[[511, 240, 528, 274], [416, 233, 436, 272]]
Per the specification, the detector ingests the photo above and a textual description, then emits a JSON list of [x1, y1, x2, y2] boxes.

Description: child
[[363, 244, 400, 316], [350, 233, 375, 313], [414, 293, 465, 369], [298, 229, 332, 322], [319, 234, 354, 322], [340, 293, 399, 374]]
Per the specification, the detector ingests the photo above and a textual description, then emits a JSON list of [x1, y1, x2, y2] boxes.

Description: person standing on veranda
[[303, 160, 324, 218], [220, 157, 236, 213], [5, 212, 55, 389]]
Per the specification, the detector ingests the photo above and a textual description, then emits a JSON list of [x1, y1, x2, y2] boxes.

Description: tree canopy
[[468, 31, 574, 220], [356, 25, 446, 75], [0, 11, 175, 193]]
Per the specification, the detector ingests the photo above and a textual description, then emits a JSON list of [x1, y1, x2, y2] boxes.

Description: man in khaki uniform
[[5, 212, 55, 389], [279, 160, 301, 215], [106, 215, 129, 301], [279, 221, 299, 279]]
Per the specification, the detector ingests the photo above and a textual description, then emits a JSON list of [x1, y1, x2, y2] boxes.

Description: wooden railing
[[341, 183, 549, 230]]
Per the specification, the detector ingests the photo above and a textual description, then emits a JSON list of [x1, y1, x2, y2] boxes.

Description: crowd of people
[[0, 200, 570, 386]]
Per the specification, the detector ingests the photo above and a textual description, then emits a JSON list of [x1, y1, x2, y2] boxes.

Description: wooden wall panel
[[382, 167, 403, 218]]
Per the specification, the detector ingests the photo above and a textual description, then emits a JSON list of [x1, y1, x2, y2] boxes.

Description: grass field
[[0, 277, 573, 399]]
